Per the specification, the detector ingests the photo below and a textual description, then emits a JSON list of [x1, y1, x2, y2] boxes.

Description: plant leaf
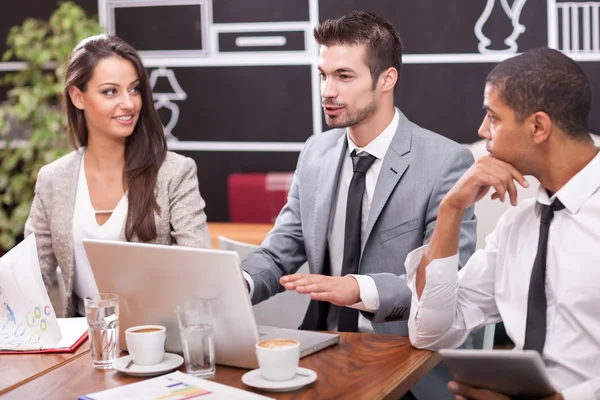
[[0, 0, 102, 251]]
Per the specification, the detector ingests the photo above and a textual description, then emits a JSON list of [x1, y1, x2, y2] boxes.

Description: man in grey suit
[[241, 11, 476, 399]]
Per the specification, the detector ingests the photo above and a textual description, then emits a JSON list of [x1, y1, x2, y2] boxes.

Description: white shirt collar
[[536, 149, 600, 215], [346, 108, 399, 160]]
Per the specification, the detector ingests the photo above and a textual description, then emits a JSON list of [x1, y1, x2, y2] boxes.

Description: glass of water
[[84, 293, 119, 369], [176, 299, 215, 378]]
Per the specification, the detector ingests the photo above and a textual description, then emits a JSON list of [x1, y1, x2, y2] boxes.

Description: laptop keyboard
[[257, 325, 276, 337]]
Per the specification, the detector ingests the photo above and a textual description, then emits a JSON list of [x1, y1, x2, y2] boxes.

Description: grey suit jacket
[[242, 110, 476, 335], [24, 148, 211, 317]]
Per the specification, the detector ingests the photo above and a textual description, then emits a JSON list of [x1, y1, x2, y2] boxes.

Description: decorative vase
[[474, 0, 528, 54]]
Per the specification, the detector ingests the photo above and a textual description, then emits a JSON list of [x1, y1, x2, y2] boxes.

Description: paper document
[[0, 234, 62, 350], [79, 370, 274, 400], [53, 317, 88, 349]]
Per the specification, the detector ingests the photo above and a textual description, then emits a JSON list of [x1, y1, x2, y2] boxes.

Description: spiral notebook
[[0, 317, 88, 354]]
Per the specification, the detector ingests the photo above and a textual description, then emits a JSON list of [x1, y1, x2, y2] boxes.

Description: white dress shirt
[[73, 157, 127, 316], [326, 109, 399, 332], [406, 151, 600, 400]]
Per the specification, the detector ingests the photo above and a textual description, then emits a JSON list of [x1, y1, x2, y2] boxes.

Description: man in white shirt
[[242, 10, 476, 399], [407, 47, 600, 400]]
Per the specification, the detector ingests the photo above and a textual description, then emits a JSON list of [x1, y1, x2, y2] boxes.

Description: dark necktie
[[337, 150, 377, 332], [523, 199, 565, 353]]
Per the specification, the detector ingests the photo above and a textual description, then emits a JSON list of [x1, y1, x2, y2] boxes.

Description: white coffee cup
[[125, 325, 166, 366], [255, 338, 300, 381]]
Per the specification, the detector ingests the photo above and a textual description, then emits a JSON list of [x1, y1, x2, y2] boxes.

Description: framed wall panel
[[212, 0, 309, 24], [148, 65, 313, 143], [106, 0, 210, 58], [218, 31, 305, 52], [114, 4, 204, 52]]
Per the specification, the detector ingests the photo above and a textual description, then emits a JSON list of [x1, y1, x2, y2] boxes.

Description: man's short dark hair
[[314, 10, 403, 90], [486, 47, 592, 139]]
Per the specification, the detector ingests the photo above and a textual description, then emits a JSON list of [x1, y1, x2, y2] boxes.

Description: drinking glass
[[176, 299, 215, 378], [84, 293, 119, 369]]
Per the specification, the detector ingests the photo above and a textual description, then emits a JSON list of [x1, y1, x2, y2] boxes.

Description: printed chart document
[[0, 234, 88, 352], [79, 371, 274, 400]]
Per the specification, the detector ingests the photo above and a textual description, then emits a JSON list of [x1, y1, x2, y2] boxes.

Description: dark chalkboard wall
[[318, 1, 548, 54], [0, 0, 98, 56], [1, 0, 599, 221], [149, 66, 313, 143]]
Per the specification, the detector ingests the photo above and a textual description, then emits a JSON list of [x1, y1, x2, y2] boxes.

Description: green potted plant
[[0, 1, 102, 250]]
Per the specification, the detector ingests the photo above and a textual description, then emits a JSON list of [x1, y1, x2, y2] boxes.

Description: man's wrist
[[345, 276, 362, 304], [439, 196, 468, 217]]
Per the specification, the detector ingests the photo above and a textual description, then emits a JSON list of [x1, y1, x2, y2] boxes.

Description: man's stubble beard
[[324, 96, 378, 129]]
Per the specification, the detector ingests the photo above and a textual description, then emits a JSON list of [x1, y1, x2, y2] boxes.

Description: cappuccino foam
[[131, 328, 162, 333], [258, 339, 298, 349]]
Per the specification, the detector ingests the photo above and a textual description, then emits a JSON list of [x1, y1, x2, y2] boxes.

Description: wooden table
[[0, 339, 89, 396], [207, 222, 273, 248], [3, 333, 439, 400]]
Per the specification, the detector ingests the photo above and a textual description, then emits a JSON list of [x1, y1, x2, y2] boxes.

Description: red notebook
[[0, 317, 88, 354]]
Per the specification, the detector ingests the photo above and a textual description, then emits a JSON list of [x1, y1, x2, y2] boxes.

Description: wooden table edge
[[0, 349, 91, 396], [382, 350, 442, 400]]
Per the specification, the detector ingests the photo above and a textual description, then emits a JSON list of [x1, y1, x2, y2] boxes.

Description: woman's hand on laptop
[[280, 274, 360, 306], [448, 381, 563, 400]]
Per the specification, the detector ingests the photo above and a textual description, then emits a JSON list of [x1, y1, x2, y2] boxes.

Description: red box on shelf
[[228, 172, 293, 223]]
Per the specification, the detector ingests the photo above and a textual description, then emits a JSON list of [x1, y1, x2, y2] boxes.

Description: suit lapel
[[312, 133, 347, 272], [56, 149, 83, 291], [363, 113, 412, 251]]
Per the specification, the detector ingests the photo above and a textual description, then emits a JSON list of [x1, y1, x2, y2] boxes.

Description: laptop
[[82, 239, 340, 369]]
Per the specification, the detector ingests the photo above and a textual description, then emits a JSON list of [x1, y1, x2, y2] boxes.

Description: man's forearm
[[416, 199, 465, 298]]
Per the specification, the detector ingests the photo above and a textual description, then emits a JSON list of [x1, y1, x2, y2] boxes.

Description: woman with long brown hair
[[25, 35, 210, 318]]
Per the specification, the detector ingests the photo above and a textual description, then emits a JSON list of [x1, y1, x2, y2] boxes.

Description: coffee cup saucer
[[241, 367, 317, 392], [114, 353, 184, 377]]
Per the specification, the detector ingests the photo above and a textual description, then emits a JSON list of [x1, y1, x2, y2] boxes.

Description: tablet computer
[[439, 349, 556, 399]]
